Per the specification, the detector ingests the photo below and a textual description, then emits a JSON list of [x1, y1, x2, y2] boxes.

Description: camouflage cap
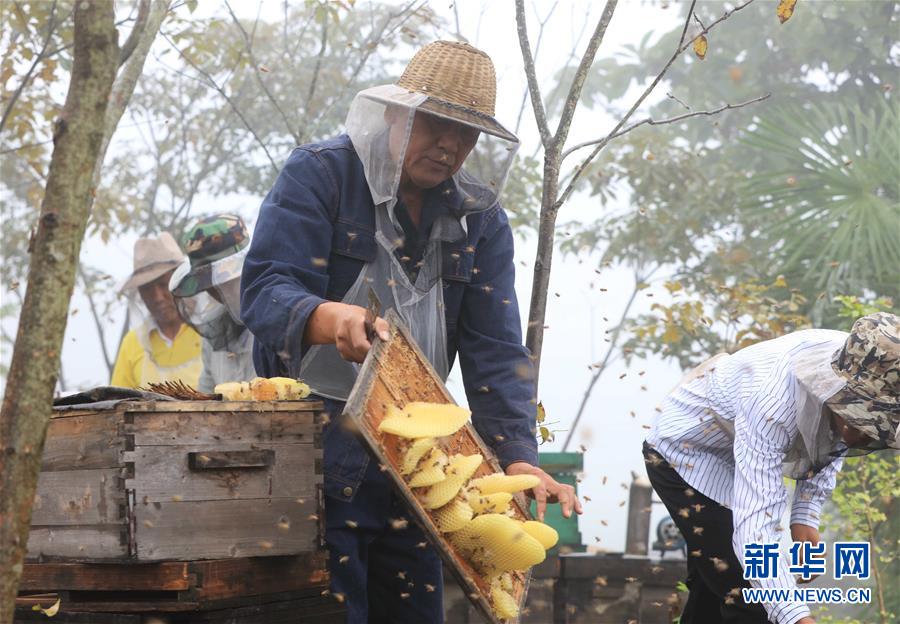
[[170, 214, 249, 298], [827, 312, 900, 449]]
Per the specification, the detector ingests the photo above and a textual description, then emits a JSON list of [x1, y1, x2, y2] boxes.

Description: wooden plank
[[13, 594, 59, 608], [188, 449, 274, 470], [190, 553, 330, 600], [41, 412, 124, 471], [31, 468, 124, 526], [52, 590, 336, 615], [26, 526, 127, 561], [14, 607, 142, 623], [125, 443, 319, 503], [124, 400, 323, 413], [127, 411, 318, 446], [50, 407, 125, 419], [343, 309, 533, 624], [50, 599, 198, 613], [192, 593, 345, 624], [134, 498, 321, 560], [19, 562, 192, 591], [560, 553, 683, 583]]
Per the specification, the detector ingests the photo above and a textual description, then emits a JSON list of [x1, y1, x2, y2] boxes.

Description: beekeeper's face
[[139, 270, 182, 328], [387, 109, 479, 190]]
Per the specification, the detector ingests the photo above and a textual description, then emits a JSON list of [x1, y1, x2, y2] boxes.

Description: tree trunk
[[518, 0, 618, 387], [0, 3, 119, 621], [524, 153, 561, 381]]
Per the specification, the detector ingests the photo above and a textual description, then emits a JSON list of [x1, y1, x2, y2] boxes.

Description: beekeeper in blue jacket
[[241, 40, 581, 623]]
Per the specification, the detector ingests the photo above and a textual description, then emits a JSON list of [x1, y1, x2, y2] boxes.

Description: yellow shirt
[[110, 323, 202, 389]]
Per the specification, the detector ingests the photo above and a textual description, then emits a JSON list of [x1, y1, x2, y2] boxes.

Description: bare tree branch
[[666, 90, 692, 111], [78, 266, 114, 376], [224, 0, 300, 144], [520, 0, 621, 377], [554, 0, 756, 209], [526, 5, 591, 160], [561, 266, 659, 451], [677, 0, 697, 49], [553, 0, 617, 149], [304, 0, 423, 141], [561, 92, 770, 160], [118, 0, 150, 66], [513, 1, 558, 135], [92, 0, 170, 189], [304, 13, 329, 127], [514, 0, 551, 147], [161, 32, 279, 173]]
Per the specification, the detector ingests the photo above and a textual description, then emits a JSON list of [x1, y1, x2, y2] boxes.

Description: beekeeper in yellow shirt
[[111, 232, 202, 388]]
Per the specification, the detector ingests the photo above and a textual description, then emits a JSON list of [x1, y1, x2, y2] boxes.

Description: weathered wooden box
[[28, 400, 324, 562]]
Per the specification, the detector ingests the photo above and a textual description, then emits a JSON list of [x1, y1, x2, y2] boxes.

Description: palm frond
[[739, 97, 900, 296]]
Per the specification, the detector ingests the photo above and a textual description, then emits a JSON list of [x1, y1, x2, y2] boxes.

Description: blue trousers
[[326, 459, 444, 623]]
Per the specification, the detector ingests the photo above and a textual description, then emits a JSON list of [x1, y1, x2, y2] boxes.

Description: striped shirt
[[646, 329, 847, 624]]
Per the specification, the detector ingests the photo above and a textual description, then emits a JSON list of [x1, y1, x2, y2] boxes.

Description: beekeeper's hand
[[505, 462, 583, 522], [791, 523, 822, 585], [305, 302, 389, 363]]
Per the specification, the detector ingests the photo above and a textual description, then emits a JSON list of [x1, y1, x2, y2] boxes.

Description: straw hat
[[826, 312, 900, 449], [392, 40, 517, 142], [120, 232, 185, 293]]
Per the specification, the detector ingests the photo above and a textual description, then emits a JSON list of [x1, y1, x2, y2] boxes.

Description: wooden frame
[[16, 553, 332, 613], [344, 309, 533, 624]]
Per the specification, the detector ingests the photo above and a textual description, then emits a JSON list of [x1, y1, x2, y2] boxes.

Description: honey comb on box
[[343, 310, 558, 623]]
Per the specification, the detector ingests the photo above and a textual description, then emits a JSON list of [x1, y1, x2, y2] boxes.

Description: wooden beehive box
[[344, 310, 533, 624], [28, 400, 325, 562]]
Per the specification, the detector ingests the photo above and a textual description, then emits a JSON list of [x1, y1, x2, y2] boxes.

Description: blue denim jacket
[[241, 135, 539, 502]]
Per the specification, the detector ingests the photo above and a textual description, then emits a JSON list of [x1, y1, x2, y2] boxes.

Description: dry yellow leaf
[[693, 35, 708, 60], [777, 0, 798, 24], [35, 598, 60, 617]]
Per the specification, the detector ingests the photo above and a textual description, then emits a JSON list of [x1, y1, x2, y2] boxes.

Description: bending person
[[644, 312, 899, 624]]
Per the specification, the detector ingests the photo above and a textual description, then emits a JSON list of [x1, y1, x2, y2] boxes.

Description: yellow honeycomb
[[466, 491, 513, 515], [378, 402, 470, 438], [407, 448, 448, 487], [521, 520, 559, 550], [432, 499, 473, 533], [468, 473, 540, 496], [418, 454, 483, 509]]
